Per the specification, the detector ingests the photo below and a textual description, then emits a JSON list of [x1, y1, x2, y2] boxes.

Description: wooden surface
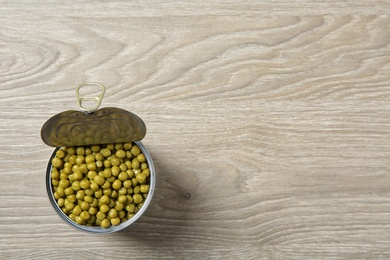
[[1, 1, 390, 259]]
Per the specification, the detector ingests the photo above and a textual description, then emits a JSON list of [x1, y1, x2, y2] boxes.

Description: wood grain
[[1, 1, 390, 259]]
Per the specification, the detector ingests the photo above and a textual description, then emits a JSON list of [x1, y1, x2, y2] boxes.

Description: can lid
[[40, 83, 146, 147]]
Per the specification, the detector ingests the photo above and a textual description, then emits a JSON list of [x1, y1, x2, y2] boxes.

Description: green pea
[[118, 172, 128, 181], [87, 171, 97, 180], [73, 205, 82, 216], [137, 154, 146, 163], [111, 157, 120, 166], [119, 163, 127, 172], [112, 180, 122, 190], [69, 155, 77, 164], [96, 160, 103, 168], [52, 157, 63, 168], [76, 147, 85, 155], [126, 170, 134, 179], [140, 185, 149, 193], [95, 153, 104, 161], [141, 163, 148, 170], [126, 204, 135, 213], [84, 195, 93, 204], [103, 188, 112, 197], [76, 190, 85, 200], [79, 164, 88, 174], [101, 219, 110, 228], [80, 201, 90, 211], [133, 194, 143, 204], [85, 189, 94, 196], [94, 175, 105, 186], [57, 198, 65, 207], [118, 187, 127, 195], [131, 177, 138, 186], [80, 211, 90, 220], [99, 195, 109, 205], [94, 189, 103, 199], [65, 201, 74, 211], [64, 187, 74, 196], [75, 155, 85, 165], [126, 151, 132, 159], [109, 198, 116, 208], [71, 181, 81, 191], [101, 148, 111, 157], [75, 216, 84, 225], [118, 195, 127, 204], [142, 169, 150, 178], [55, 187, 65, 198], [85, 148, 92, 156], [102, 180, 110, 189], [114, 143, 123, 150], [115, 150, 126, 159], [51, 169, 60, 180], [56, 149, 66, 158], [123, 143, 132, 150], [111, 166, 120, 176], [103, 159, 111, 168], [131, 159, 140, 170], [123, 180, 132, 189], [85, 154, 95, 163], [87, 215, 96, 224], [118, 210, 126, 219], [91, 198, 98, 208], [67, 194, 77, 203], [136, 173, 146, 184], [100, 204, 109, 213], [96, 211, 106, 220], [87, 162, 97, 171], [67, 147, 76, 155], [68, 214, 76, 221], [114, 201, 124, 211], [126, 195, 133, 204], [108, 208, 118, 218], [89, 207, 98, 215], [73, 171, 83, 181], [52, 179, 59, 186], [131, 146, 141, 156], [80, 179, 90, 189], [91, 145, 101, 152], [103, 169, 112, 178], [108, 176, 116, 183], [110, 217, 120, 226], [90, 182, 99, 192], [125, 160, 132, 170]]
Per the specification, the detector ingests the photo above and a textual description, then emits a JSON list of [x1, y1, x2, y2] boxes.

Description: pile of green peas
[[51, 142, 150, 228]]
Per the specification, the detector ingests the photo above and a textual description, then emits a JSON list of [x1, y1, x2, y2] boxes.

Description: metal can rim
[[45, 141, 156, 234]]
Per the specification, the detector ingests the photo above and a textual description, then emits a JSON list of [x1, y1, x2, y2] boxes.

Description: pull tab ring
[[76, 83, 106, 113]]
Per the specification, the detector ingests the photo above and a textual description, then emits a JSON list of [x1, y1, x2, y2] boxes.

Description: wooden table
[[1, 1, 390, 259]]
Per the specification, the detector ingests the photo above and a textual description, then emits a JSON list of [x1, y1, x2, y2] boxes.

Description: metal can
[[41, 83, 155, 233]]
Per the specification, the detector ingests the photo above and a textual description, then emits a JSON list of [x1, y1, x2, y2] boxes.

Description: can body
[[46, 141, 155, 233]]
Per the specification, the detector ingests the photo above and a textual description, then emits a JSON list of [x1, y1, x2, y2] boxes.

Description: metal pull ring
[[76, 83, 106, 113]]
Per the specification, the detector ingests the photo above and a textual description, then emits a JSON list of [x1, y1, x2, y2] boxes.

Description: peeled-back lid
[[41, 83, 146, 147]]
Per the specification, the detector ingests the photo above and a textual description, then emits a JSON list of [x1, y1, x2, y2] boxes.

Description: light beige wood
[[1, 1, 390, 259]]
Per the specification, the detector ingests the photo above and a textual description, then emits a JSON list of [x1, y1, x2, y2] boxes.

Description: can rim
[[46, 141, 156, 234]]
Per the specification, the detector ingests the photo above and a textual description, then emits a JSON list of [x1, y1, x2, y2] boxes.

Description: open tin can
[[41, 83, 155, 233]]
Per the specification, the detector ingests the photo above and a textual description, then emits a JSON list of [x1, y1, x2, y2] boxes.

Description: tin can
[[42, 83, 155, 233]]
